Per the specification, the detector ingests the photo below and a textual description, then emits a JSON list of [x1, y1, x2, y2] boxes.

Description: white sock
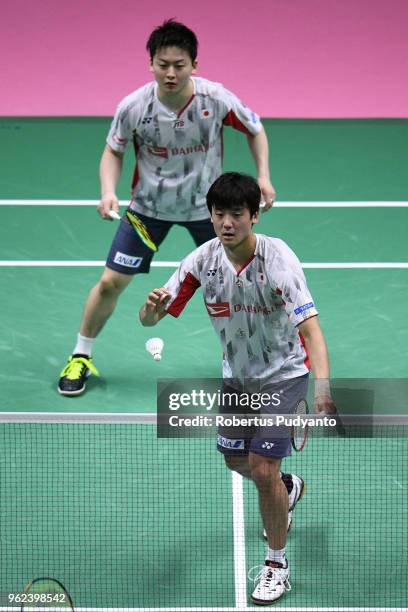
[[73, 333, 94, 357], [266, 547, 286, 565]]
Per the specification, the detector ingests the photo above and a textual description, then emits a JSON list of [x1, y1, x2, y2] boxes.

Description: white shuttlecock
[[146, 337, 164, 362], [108, 210, 121, 220]]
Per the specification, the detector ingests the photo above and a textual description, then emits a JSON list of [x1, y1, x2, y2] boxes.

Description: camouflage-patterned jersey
[[106, 77, 262, 221], [165, 235, 318, 382]]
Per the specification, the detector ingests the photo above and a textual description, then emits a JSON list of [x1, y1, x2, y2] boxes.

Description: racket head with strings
[[126, 210, 158, 252], [291, 398, 309, 451], [20, 577, 74, 612]]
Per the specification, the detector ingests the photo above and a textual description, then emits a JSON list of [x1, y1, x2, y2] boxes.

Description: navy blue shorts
[[217, 375, 309, 459], [106, 211, 215, 275]]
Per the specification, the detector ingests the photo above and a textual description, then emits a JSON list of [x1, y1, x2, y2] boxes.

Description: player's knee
[[224, 455, 248, 476], [97, 271, 131, 297], [249, 457, 280, 489]]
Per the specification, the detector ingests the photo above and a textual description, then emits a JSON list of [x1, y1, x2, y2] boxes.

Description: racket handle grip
[[108, 210, 121, 220]]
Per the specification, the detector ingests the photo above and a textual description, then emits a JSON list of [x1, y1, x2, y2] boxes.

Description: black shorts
[[217, 375, 309, 459], [106, 211, 215, 275]]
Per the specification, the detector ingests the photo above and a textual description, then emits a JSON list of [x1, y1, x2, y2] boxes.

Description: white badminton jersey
[[106, 77, 262, 221], [165, 234, 318, 382]]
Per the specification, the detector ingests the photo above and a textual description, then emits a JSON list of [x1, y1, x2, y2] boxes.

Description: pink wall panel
[[1, 0, 407, 117]]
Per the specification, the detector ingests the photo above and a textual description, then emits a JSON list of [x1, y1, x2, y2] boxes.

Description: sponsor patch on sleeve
[[294, 302, 314, 315]]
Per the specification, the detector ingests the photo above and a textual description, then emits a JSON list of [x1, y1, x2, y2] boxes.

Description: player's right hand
[[145, 288, 171, 312], [97, 192, 120, 220], [140, 288, 171, 326]]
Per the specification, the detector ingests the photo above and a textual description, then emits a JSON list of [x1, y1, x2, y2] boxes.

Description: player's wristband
[[314, 379, 331, 398]]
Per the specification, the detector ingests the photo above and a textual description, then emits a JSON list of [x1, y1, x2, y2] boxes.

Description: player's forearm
[[99, 145, 124, 197], [298, 317, 330, 383], [298, 316, 337, 414], [246, 128, 270, 179]]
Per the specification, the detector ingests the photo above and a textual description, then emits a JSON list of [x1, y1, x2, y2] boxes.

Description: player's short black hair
[[146, 19, 198, 62], [206, 172, 261, 217]]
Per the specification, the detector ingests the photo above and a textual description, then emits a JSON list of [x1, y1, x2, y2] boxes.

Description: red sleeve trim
[[298, 332, 311, 371], [222, 110, 251, 135], [167, 272, 201, 318]]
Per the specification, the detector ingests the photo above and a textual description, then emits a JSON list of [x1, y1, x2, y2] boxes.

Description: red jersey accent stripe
[[236, 255, 256, 277], [299, 332, 311, 371], [275, 287, 286, 306], [131, 165, 139, 196], [177, 95, 195, 118], [131, 140, 140, 194], [167, 272, 201, 318], [222, 110, 251, 135]]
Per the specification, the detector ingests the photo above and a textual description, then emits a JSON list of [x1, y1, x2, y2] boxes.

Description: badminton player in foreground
[[58, 19, 275, 396], [140, 172, 336, 604]]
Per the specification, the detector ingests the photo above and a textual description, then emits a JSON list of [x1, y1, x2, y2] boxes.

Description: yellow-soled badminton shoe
[[58, 354, 99, 396], [250, 560, 291, 605]]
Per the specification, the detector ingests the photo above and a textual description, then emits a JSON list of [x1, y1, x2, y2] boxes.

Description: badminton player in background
[[58, 19, 275, 396], [140, 172, 335, 604]]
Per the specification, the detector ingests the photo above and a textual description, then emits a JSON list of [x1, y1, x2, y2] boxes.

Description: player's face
[[211, 206, 259, 249], [151, 47, 197, 96]]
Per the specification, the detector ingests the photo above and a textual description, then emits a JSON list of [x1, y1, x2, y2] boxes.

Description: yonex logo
[[205, 302, 231, 317], [173, 120, 185, 129], [261, 441, 274, 450], [207, 268, 217, 276], [113, 251, 143, 268]]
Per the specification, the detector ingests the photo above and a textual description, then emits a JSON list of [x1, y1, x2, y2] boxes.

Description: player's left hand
[[257, 177, 276, 212], [313, 395, 337, 415]]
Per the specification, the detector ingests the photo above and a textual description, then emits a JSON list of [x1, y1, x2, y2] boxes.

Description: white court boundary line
[[231, 472, 247, 609], [1, 261, 408, 269], [1, 199, 408, 207]]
